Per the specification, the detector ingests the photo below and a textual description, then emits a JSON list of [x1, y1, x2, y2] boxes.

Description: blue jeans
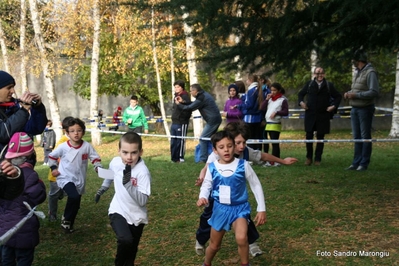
[[350, 105, 375, 168], [199, 121, 221, 162]]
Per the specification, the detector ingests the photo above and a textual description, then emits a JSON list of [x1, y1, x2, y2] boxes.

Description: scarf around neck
[[271, 93, 283, 101]]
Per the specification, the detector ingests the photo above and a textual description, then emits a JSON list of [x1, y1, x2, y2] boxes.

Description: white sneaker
[[195, 240, 205, 255], [273, 162, 281, 167], [262, 162, 272, 167], [249, 242, 263, 257]]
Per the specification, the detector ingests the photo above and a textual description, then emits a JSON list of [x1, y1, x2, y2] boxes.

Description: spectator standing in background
[[344, 49, 379, 171], [175, 84, 222, 163], [223, 84, 243, 123], [40, 120, 56, 166], [298, 67, 342, 166], [170, 80, 192, 163], [237, 74, 264, 150], [110, 106, 122, 132], [260, 83, 289, 166]]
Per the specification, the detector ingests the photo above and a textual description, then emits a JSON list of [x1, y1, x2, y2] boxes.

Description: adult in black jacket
[[175, 84, 222, 163], [170, 80, 192, 163], [0, 71, 48, 159], [298, 67, 342, 166]]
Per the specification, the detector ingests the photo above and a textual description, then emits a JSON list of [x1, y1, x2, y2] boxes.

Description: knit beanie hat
[[228, 84, 238, 94], [5, 132, 34, 159], [353, 49, 368, 63], [0, 71, 16, 90]]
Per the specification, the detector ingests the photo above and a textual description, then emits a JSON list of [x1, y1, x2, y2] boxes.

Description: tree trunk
[[0, 21, 10, 72], [169, 14, 175, 102], [90, 0, 101, 146], [389, 51, 399, 138], [20, 0, 28, 93], [28, 0, 62, 139], [151, 8, 170, 136], [181, 6, 202, 139], [311, 49, 317, 74]]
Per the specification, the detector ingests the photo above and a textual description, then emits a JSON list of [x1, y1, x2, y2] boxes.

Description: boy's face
[[66, 124, 84, 143], [213, 137, 235, 164], [119, 141, 143, 166], [130, 99, 138, 107], [234, 134, 247, 155]]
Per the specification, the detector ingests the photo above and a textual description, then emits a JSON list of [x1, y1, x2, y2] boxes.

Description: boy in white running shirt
[[108, 132, 151, 266], [48, 118, 102, 233], [197, 130, 266, 266]]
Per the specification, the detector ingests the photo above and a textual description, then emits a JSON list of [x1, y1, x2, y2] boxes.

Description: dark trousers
[[62, 182, 82, 227], [1, 245, 35, 266], [246, 122, 262, 150], [263, 130, 281, 158], [128, 127, 143, 133], [110, 213, 145, 266], [170, 123, 189, 162], [195, 198, 259, 245], [306, 131, 325, 162]]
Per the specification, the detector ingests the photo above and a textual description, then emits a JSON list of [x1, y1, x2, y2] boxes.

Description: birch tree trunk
[[28, 0, 62, 139], [0, 21, 10, 72], [151, 8, 170, 136], [90, 0, 101, 146], [389, 51, 399, 138], [181, 6, 202, 138], [20, 0, 28, 93], [233, 3, 242, 81], [310, 49, 318, 75], [169, 14, 175, 102]]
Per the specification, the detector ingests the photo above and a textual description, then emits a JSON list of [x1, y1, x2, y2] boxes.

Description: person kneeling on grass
[[195, 121, 298, 257], [197, 130, 266, 266]]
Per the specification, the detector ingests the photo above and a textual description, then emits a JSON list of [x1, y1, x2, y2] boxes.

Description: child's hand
[[197, 197, 208, 207], [254, 211, 267, 226], [0, 160, 19, 178], [51, 169, 60, 177], [195, 176, 204, 187]]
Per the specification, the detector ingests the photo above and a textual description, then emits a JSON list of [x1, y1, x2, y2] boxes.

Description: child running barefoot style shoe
[[48, 118, 102, 233], [197, 130, 267, 266]]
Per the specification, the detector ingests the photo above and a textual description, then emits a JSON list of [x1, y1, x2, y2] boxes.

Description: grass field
[[31, 129, 398, 266]]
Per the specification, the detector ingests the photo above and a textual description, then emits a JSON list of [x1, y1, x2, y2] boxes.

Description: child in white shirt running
[[108, 132, 151, 266], [197, 130, 266, 266], [48, 117, 102, 233]]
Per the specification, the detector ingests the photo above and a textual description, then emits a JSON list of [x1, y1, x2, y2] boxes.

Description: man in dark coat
[[0, 71, 48, 158], [175, 84, 222, 163], [298, 67, 342, 166]]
